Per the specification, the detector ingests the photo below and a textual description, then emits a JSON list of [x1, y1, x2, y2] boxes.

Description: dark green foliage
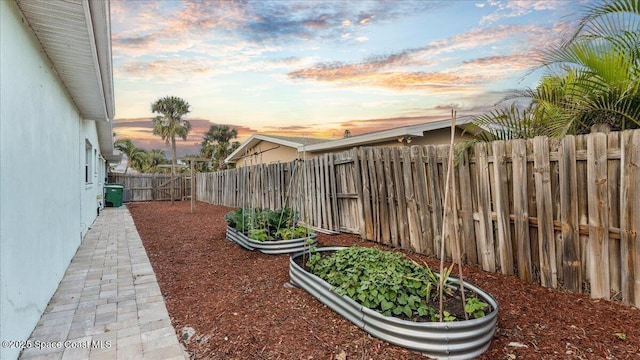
[[307, 247, 434, 319], [465, 297, 490, 319], [223, 208, 250, 233], [275, 226, 309, 240], [223, 207, 311, 241], [248, 228, 272, 242], [268, 207, 297, 231], [306, 247, 489, 322]]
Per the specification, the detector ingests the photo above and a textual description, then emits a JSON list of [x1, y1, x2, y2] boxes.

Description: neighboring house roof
[[262, 135, 329, 146], [304, 117, 479, 152], [17, 0, 118, 162], [225, 134, 328, 163], [226, 117, 483, 164]]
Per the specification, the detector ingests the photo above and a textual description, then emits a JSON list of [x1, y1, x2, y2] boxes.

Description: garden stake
[[449, 110, 468, 320], [439, 110, 468, 321]]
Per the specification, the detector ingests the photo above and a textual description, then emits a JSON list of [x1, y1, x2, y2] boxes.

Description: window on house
[[98, 155, 104, 184], [85, 140, 93, 184]]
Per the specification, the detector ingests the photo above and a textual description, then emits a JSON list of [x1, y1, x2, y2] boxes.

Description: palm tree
[[148, 149, 168, 167], [536, 0, 640, 135], [151, 96, 191, 202], [128, 149, 150, 172], [114, 138, 146, 174], [471, 0, 640, 139], [201, 124, 239, 171]]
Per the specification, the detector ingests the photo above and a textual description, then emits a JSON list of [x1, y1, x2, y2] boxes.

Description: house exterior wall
[[235, 140, 317, 167], [0, 2, 103, 359], [80, 119, 107, 234]]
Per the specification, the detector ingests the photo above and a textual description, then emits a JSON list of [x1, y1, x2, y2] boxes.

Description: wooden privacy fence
[[196, 129, 640, 307], [196, 150, 362, 234], [108, 173, 191, 202]]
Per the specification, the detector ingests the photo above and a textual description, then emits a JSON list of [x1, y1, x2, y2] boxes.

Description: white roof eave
[[17, 0, 116, 157]]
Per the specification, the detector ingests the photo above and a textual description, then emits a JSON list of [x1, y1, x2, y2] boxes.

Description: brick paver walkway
[[19, 207, 187, 360]]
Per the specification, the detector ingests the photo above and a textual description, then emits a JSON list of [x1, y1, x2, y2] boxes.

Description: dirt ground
[[127, 201, 640, 359]]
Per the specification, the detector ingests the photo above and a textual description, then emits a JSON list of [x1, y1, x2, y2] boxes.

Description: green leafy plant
[[432, 311, 456, 322], [268, 208, 297, 231], [224, 207, 313, 242], [248, 228, 272, 242], [306, 247, 491, 322], [275, 226, 309, 240], [307, 247, 437, 320], [223, 208, 250, 233], [465, 297, 489, 319]]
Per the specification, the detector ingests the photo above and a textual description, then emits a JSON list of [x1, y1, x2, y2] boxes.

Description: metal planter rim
[[289, 246, 498, 360], [226, 225, 317, 255]]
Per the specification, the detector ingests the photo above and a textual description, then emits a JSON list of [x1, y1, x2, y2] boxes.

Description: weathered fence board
[[474, 142, 496, 272], [620, 130, 640, 306], [492, 141, 514, 275], [426, 145, 444, 259], [458, 149, 477, 265], [392, 148, 410, 249], [559, 136, 581, 292], [412, 146, 433, 255], [512, 139, 532, 282], [607, 132, 621, 295], [383, 148, 399, 247], [533, 136, 557, 288], [587, 133, 610, 299], [402, 147, 422, 253]]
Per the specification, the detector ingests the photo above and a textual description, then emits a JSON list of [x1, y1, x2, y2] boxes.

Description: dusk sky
[[111, 0, 592, 156]]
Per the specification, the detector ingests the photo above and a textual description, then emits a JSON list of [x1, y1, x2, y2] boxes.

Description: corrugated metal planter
[[289, 247, 498, 360], [226, 226, 317, 255]]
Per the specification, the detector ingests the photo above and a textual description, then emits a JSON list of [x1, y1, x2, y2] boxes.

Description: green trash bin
[[104, 184, 124, 207]]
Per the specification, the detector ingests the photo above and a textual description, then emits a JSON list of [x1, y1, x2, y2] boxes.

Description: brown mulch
[[127, 201, 640, 360]]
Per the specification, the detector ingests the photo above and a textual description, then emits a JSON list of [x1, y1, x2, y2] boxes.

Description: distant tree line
[[114, 97, 240, 174]]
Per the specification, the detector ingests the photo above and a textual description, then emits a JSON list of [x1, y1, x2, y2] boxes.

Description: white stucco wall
[[80, 119, 106, 235], [0, 2, 103, 359]]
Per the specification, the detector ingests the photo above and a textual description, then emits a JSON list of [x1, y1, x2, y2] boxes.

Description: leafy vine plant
[[306, 247, 488, 322], [224, 207, 314, 242]]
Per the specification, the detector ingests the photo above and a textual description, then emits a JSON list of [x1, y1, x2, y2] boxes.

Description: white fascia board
[[88, 0, 116, 158], [88, 0, 115, 122], [82, 1, 108, 122], [254, 135, 304, 149]]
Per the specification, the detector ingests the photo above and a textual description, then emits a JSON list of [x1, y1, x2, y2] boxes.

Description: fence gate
[[329, 149, 362, 234], [108, 173, 190, 202]]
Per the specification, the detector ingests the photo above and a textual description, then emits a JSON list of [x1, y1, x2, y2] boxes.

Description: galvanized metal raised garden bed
[[289, 246, 498, 360], [226, 226, 317, 255]]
